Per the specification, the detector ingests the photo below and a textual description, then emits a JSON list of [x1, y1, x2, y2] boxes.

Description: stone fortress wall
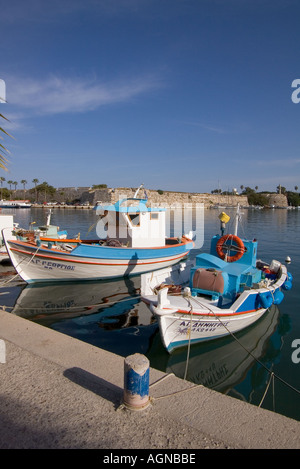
[[14, 185, 288, 208], [80, 187, 249, 208], [80, 187, 288, 208]]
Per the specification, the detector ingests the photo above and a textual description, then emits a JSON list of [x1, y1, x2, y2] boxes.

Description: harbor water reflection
[[0, 206, 299, 421]]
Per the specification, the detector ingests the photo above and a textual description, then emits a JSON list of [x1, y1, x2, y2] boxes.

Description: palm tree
[[13, 181, 17, 191], [295, 186, 298, 192], [0, 176, 5, 199], [21, 179, 27, 198], [7, 179, 13, 199], [32, 178, 39, 203]]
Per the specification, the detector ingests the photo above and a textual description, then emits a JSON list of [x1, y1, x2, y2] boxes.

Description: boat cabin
[[190, 235, 262, 302], [95, 198, 166, 248]]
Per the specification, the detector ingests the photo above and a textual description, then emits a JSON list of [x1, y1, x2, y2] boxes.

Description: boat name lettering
[[178, 320, 229, 334], [31, 258, 75, 271]]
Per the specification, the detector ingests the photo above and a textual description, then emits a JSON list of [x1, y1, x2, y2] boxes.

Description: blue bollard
[[123, 353, 150, 410]]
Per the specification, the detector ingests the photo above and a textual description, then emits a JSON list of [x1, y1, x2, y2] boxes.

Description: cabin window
[[128, 213, 140, 226], [150, 213, 159, 220]]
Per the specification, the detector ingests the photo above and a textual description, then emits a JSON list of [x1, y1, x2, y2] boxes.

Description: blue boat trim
[[8, 239, 193, 262]]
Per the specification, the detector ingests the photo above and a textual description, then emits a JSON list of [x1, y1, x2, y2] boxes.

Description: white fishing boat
[[147, 304, 280, 391], [0, 200, 31, 208], [2, 190, 194, 283], [0, 214, 16, 262], [0, 210, 66, 263], [141, 207, 292, 353]]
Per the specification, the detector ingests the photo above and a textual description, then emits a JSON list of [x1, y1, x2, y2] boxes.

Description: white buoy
[[285, 256, 291, 264], [0, 340, 6, 364], [123, 353, 150, 411]]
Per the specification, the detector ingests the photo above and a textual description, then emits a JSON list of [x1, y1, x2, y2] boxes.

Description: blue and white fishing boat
[[141, 207, 293, 353], [3, 193, 194, 283]]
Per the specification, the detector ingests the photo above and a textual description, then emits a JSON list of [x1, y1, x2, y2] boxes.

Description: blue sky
[[1, 0, 300, 193]]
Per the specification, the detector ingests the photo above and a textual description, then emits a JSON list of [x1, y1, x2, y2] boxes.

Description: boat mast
[[133, 183, 144, 198], [234, 204, 240, 236], [46, 209, 52, 226]]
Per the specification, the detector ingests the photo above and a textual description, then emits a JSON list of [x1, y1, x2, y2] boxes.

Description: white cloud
[[6, 74, 163, 116]]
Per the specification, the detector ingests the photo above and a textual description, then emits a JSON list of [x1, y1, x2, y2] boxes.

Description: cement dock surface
[[0, 309, 299, 450]]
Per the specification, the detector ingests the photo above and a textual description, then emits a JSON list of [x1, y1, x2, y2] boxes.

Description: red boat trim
[[161, 307, 261, 317], [38, 237, 194, 250]]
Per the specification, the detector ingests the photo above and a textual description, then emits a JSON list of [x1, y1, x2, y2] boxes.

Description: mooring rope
[[187, 293, 300, 402], [258, 371, 274, 408], [0, 243, 42, 287], [183, 292, 194, 381], [1, 261, 299, 409]]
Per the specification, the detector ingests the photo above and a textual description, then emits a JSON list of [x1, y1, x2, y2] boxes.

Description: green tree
[[0, 176, 5, 199], [247, 192, 269, 206], [32, 178, 39, 202], [92, 184, 107, 189], [211, 188, 222, 194], [241, 186, 268, 206], [35, 181, 56, 203], [21, 179, 27, 198], [287, 191, 300, 207], [7, 179, 13, 200], [241, 186, 255, 195]]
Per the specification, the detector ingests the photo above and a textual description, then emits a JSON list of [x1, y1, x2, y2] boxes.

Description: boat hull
[[4, 235, 193, 283], [153, 306, 268, 353], [141, 259, 289, 353]]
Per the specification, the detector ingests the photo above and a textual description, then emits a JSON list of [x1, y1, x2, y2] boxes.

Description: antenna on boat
[[234, 204, 240, 236], [46, 209, 52, 226], [133, 183, 144, 198]]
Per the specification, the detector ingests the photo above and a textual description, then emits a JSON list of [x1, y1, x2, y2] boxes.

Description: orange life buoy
[[216, 234, 245, 262]]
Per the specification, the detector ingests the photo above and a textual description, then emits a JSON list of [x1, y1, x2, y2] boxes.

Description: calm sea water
[[1, 206, 300, 422]]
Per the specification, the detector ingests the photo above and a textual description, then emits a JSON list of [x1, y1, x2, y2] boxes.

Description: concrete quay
[[0, 309, 299, 450]]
